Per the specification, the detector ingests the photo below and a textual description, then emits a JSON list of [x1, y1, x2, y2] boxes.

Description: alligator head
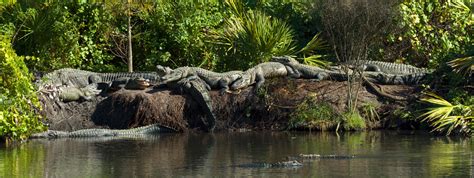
[[230, 72, 254, 91], [156, 65, 173, 77], [271, 56, 299, 64]]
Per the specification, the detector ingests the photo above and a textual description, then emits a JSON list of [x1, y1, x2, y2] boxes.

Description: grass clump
[[340, 111, 366, 131], [289, 94, 339, 130]]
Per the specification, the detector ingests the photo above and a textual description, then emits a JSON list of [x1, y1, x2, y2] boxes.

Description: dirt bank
[[39, 78, 419, 132]]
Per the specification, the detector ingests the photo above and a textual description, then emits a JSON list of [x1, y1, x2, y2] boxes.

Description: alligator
[[39, 68, 160, 89], [230, 61, 300, 91], [236, 160, 303, 168], [271, 56, 346, 80], [58, 85, 101, 102], [272, 56, 427, 85], [157, 65, 244, 94], [345, 60, 430, 75], [176, 76, 216, 131], [109, 77, 151, 91], [159, 75, 216, 132], [30, 124, 176, 138], [38, 68, 161, 102], [296, 154, 356, 159]]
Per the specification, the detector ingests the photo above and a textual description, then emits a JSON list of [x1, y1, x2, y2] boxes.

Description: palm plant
[[212, 0, 328, 70], [419, 92, 474, 136], [295, 33, 330, 67], [212, 6, 294, 70]]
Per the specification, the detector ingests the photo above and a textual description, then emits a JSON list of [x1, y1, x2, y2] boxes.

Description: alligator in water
[[236, 160, 303, 168], [295, 153, 356, 159], [30, 124, 176, 138]]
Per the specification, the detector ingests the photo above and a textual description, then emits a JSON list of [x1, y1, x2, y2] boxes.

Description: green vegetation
[[390, 0, 473, 67], [211, 0, 295, 70], [289, 94, 339, 130], [0, 29, 45, 143], [340, 111, 366, 131], [360, 103, 380, 123], [289, 94, 373, 131], [419, 92, 473, 136]]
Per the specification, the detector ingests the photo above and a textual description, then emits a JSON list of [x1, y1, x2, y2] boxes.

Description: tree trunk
[[127, 8, 133, 73]]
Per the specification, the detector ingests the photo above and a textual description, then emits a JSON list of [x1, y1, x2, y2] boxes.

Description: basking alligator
[[39, 68, 160, 89], [158, 65, 243, 94], [58, 85, 101, 102], [30, 124, 175, 138], [109, 77, 151, 91], [345, 60, 430, 75], [272, 56, 428, 85], [168, 75, 217, 132], [236, 160, 303, 168], [230, 61, 300, 91], [38, 68, 160, 102]]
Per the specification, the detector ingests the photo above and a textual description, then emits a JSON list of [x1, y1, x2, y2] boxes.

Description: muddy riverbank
[[39, 78, 420, 132]]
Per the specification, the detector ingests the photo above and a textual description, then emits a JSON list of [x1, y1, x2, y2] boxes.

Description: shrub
[[134, 0, 224, 70], [386, 0, 473, 67], [0, 29, 45, 143], [0, 1, 117, 72]]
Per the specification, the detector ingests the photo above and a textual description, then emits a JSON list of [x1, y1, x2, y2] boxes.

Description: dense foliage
[[385, 0, 473, 67], [0, 29, 44, 143], [0, 1, 117, 72]]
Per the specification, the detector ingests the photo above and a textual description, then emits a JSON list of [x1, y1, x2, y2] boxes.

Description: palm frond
[[418, 92, 473, 135], [295, 33, 327, 55], [447, 56, 474, 75], [302, 55, 331, 67], [449, 0, 471, 12]]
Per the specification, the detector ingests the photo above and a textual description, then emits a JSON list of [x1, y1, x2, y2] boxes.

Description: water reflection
[[0, 131, 472, 177]]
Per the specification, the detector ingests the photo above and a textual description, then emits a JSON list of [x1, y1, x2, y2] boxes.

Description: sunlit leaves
[[419, 92, 473, 136], [398, 1, 473, 66], [0, 32, 45, 142], [447, 56, 474, 75]]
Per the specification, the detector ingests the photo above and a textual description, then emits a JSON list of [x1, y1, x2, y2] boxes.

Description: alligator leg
[[178, 76, 216, 132], [284, 65, 301, 78], [218, 78, 232, 95], [254, 69, 265, 90]]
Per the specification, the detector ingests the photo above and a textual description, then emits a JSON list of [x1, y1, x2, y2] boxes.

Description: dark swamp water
[[0, 131, 473, 177]]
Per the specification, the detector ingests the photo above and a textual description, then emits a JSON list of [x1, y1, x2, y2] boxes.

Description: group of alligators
[[34, 56, 430, 138]]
